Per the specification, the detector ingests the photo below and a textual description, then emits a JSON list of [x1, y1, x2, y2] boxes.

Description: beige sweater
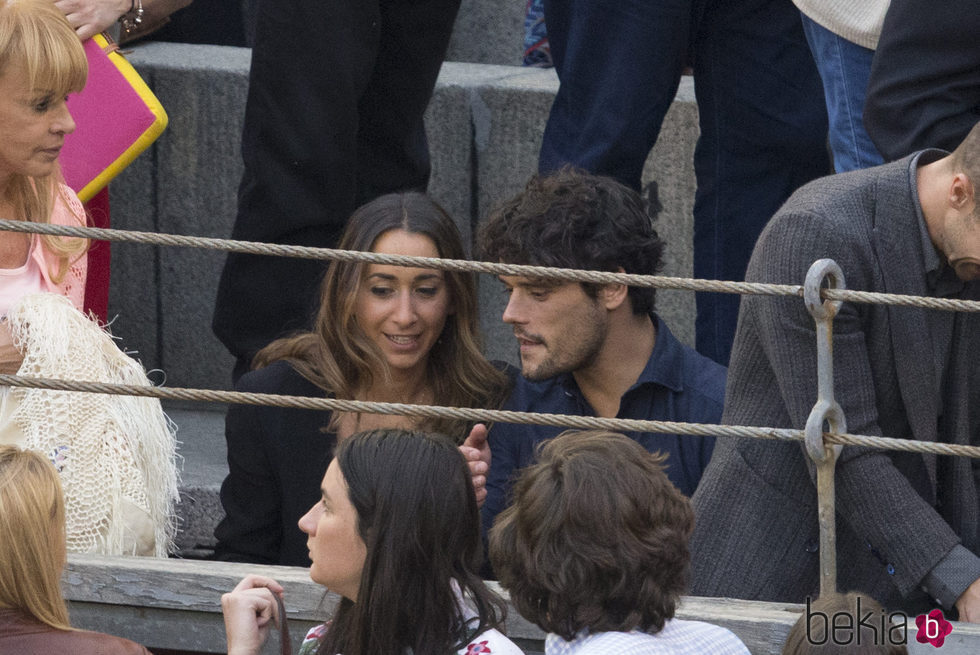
[[793, 0, 889, 49]]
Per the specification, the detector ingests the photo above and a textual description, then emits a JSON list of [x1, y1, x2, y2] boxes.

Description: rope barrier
[[1, 373, 978, 460], [3, 219, 978, 313], [5, 212, 977, 590]]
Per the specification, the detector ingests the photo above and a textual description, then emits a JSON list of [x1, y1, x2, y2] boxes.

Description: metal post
[[803, 259, 847, 597]]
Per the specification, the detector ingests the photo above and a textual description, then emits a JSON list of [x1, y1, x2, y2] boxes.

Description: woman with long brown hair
[[214, 192, 510, 565], [222, 429, 523, 655]]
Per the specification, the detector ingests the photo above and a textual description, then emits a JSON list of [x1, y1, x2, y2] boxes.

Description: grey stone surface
[[153, 63, 246, 392], [107, 143, 159, 368], [165, 403, 228, 553], [424, 79, 476, 251], [446, 0, 524, 66], [123, 44, 250, 390]]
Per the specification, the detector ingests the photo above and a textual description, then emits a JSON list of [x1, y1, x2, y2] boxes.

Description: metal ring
[[804, 259, 846, 321], [804, 399, 846, 463]]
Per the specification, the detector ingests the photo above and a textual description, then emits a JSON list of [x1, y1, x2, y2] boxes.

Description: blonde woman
[[0, 445, 152, 654], [0, 0, 177, 556]]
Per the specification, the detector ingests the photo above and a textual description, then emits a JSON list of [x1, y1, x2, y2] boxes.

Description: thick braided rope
[[0, 374, 977, 460], [3, 220, 978, 313]]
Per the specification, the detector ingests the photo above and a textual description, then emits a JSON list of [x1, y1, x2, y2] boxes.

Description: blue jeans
[[540, 0, 830, 366], [800, 13, 884, 172]]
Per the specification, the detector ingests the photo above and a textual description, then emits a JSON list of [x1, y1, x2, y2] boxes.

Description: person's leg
[[800, 14, 883, 172], [539, 0, 691, 190], [353, 0, 461, 206], [692, 0, 829, 366], [213, 0, 381, 378]]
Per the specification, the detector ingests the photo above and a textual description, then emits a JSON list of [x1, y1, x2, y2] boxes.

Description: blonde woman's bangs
[[1, 0, 87, 95]]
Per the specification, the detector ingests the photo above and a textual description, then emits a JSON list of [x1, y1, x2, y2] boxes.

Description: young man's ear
[[600, 268, 630, 311]]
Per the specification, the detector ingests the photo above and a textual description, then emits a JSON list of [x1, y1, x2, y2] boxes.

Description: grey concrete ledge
[[64, 554, 980, 655], [125, 41, 251, 73]]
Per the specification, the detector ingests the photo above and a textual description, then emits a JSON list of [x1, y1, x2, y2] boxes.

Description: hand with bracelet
[[53, 0, 140, 40]]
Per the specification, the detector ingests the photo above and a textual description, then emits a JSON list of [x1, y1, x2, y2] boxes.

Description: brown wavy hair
[[489, 429, 695, 640], [318, 429, 507, 655], [0, 445, 71, 631], [479, 167, 665, 315], [254, 193, 509, 438], [0, 0, 89, 283]]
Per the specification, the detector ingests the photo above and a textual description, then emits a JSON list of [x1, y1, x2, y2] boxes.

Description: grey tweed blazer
[[689, 154, 980, 612]]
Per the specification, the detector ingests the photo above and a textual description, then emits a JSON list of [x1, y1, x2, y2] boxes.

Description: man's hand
[[955, 577, 980, 623], [459, 423, 490, 508]]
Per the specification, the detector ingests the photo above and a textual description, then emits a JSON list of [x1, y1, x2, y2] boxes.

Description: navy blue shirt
[[482, 315, 726, 540]]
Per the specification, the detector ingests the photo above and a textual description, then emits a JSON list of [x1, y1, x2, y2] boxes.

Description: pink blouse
[[34, 184, 88, 310]]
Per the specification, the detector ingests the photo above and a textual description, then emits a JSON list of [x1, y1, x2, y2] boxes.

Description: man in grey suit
[[690, 122, 980, 621]]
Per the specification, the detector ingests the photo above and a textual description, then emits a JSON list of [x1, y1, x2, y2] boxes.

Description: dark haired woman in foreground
[[222, 429, 523, 655], [214, 192, 509, 565], [490, 430, 747, 654], [0, 445, 151, 654]]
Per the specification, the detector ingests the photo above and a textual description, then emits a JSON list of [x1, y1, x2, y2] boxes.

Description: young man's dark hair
[[479, 167, 666, 315], [489, 429, 694, 639]]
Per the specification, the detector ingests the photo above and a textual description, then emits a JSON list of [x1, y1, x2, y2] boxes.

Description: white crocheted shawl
[[6, 293, 179, 556]]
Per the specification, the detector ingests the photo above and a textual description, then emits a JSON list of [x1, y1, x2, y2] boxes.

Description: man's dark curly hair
[[489, 430, 695, 641], [478, 168, 666, 315]]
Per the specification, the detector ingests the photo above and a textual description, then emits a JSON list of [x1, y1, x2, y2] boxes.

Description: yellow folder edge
[[76, 33, 169, 202]]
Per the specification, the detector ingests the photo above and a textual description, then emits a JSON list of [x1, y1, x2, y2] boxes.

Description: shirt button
[[806, 541, 819, 553], [887, 564, 895, 575]]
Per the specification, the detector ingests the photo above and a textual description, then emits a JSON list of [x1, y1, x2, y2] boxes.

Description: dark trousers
[[540, 0, 829, 365], [213, 0, 460, 379]]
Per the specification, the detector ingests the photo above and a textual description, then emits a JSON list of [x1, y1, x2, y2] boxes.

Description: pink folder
[[61, 34, 168, 202]]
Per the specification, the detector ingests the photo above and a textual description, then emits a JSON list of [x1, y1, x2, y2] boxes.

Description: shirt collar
[[558, 313, 685, 397]]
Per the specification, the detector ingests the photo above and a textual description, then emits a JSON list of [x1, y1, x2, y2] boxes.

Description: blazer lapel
[[870, 161, 939, 484]]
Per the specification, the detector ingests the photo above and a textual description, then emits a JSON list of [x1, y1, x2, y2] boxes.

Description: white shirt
[[545, 619, 749, 655]]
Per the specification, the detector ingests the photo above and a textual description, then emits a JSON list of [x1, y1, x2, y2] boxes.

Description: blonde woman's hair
[[255, 192, 510, 438], [0, 445, 71, 630], [0, 0, 89, 282]]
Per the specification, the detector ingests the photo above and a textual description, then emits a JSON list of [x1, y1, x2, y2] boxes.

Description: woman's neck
[[335, 369, 433, 440], [361, 365, 432, 404], [0, 196, 31, 269]]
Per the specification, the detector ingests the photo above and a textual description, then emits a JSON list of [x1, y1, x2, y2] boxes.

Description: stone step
[[164, 402, 226, 556]]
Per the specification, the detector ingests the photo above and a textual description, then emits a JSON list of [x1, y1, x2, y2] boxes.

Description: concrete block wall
[[109, 43, 700, 394], [445, 0, 525, 66]]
